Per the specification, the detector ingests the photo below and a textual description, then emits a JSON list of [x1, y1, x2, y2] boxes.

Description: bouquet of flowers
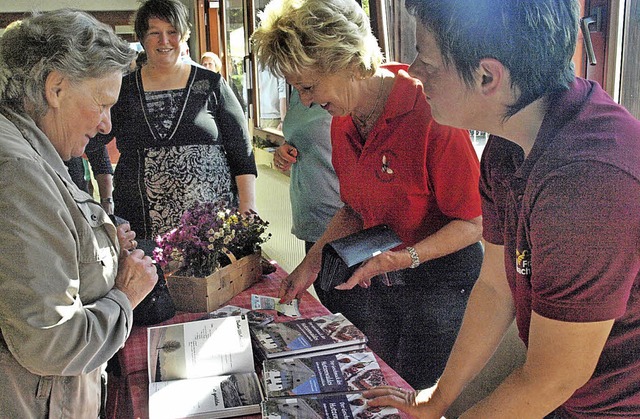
[[153, 201, 271, 277]]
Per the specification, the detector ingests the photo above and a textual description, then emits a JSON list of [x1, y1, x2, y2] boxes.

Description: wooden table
[[105, 263, 414, 419]]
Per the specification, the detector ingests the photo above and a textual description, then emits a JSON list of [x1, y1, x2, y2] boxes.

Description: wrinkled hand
[[116, 222, 138, 254], [273, 143, 298, 172], [335, 250, 399, 290], [278, 261, 316, 304], [364, 386, 447, 419], [115, 249, 158, 308]]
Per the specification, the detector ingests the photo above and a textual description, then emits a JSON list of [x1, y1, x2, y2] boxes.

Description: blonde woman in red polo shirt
[[252, 0, 483, 389]]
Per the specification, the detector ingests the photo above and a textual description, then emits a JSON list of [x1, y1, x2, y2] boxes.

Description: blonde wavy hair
[[251, 0, 383, 79]]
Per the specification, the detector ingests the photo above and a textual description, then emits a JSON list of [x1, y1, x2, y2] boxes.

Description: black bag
[[133, 239, 176, 326], [316, 224, 403, 292]]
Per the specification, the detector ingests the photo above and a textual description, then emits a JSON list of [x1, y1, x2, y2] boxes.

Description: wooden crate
[[166, 251, 262, 313]]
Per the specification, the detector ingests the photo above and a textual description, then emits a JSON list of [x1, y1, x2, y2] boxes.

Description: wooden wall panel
[[1, 10, 136, 41]]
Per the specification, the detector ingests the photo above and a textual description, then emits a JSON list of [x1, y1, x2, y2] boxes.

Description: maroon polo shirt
[[481, 78, 640, 417]]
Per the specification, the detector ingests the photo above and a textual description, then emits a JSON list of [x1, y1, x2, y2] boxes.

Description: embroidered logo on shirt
[[375, 150, 397, 182], [516, 249, 531, 276]]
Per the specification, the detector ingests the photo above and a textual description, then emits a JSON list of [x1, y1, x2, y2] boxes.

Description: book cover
[[251, 313, 367, 360], [149, 372, 263, 419], [261, 393, 401, 418], [147, 315, 254, 382], [263, 351, 387, 398]]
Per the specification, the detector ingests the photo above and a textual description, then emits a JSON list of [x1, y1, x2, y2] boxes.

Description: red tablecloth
[[106, 263, 414, 419]]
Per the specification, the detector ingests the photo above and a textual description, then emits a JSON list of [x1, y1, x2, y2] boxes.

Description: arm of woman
[[365, 242, 516, 418], [337, 216, 482, 289], [0, 159, 153, 376], [215, 76, 258, 186], [85, 137, 115, 213], [458, 314, 612, 418], [279, 204, 358, 303], [235, 173, 257, 214]]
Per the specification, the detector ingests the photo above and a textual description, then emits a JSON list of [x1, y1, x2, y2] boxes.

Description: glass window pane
[[225, 0, 248, 116]]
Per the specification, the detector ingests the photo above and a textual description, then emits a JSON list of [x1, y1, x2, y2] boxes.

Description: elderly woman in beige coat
[[0, 10, 157, 417]]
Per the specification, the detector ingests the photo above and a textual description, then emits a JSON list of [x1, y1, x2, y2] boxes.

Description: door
[[575, 0, 608, 87], [577, 0, 639, 119], [619, 0, 640, 119]]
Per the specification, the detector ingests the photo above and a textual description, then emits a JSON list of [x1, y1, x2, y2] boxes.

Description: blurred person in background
[[259, 65, 287, 131], [201, 51, 222, 73], [273, 88, 343, 297]]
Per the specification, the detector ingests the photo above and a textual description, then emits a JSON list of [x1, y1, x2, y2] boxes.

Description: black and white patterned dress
[[92, 66, 256, 240]]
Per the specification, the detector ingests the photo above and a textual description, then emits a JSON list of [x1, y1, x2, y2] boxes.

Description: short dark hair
[[134, 0, 191, 44], [405, 0, 579, 117]]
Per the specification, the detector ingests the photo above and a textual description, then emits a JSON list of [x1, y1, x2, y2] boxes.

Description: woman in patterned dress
[[89, 0, 257, 240]]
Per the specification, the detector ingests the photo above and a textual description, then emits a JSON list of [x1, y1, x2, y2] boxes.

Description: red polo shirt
[[331, 63, 481, 246]]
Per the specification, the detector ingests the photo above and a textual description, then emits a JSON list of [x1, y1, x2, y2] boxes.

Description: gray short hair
[[0, 9, 135, 118], [251, 0, 383, 79]]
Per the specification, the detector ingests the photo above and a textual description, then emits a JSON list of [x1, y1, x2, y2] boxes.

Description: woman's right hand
[[273, 143, 298, 172], [115, 249, 158, 309], [278, 260, 317, 303]]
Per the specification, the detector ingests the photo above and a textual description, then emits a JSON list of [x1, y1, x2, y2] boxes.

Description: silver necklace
[[352, 75, 385, 127]]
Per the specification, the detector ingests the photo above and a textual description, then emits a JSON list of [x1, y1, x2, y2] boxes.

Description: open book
[[262, 350, 387, 399], [251, 313, 367, 360], [147, 315, 263, 418]]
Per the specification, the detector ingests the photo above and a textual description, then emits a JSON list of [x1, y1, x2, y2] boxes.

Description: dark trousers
[[315, 242, 483, 389], [366, 281, 470, 389]]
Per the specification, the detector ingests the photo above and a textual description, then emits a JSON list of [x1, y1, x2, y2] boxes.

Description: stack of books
[[250, 313, 368, 361], [252, 313, 402, 418], [145, 308, 400, 418]]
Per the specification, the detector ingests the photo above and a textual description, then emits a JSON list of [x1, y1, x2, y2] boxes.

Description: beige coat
[[0, 108, 133, 418]]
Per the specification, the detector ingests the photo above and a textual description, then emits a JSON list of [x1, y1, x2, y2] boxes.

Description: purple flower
[[153, 200, 270, 277]]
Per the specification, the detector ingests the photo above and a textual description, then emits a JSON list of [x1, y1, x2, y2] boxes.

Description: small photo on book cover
[[263, 351, 387, 398], [251, 313, 367, 359], [261, 393, 401, 419], [149, 372, 263, 419], [202, 304, 275, 327]]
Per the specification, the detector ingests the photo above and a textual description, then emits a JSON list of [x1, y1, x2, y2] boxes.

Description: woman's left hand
[[335, 249, 405, 290], [116, 222, 138, 253]]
